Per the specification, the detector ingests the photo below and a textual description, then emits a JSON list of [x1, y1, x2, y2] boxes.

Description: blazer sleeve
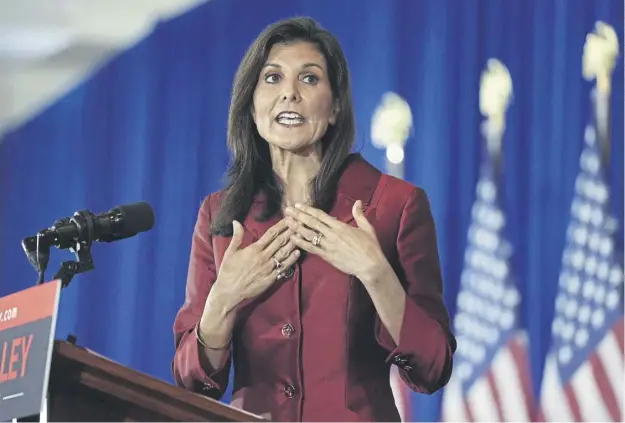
[[374, 187, 456, 394], [172, 194, 231, 399]]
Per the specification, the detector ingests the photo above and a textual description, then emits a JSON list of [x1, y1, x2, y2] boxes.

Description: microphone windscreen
[[115, 202, 155, 235]]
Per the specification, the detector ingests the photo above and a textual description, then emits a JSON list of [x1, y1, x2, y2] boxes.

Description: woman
[[172, 16, 456, 422]]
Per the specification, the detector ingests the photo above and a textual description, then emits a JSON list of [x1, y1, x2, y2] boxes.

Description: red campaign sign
[[0, 280, 61, 422]]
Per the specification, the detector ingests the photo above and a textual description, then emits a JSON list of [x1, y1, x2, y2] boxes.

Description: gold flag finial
[[583, 21, 619, 94], [479, 58, 513, 157], [371, 92, 413, 164]]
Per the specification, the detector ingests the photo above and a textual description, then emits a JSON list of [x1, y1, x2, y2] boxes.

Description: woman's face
[[252, 41, 337, 152]]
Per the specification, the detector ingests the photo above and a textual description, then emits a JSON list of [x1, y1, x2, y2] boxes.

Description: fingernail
[[295, 250, 300, 256], [294, 203, 303, 209]]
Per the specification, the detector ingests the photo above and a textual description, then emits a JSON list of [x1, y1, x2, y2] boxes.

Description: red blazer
[[172, 154, 456, 422]]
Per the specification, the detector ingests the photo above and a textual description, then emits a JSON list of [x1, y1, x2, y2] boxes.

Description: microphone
[[21, 202, 155, 286], [23, 202, 154, 251]]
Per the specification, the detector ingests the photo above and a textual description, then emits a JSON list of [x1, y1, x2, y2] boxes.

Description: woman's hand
[[284, 201, 386, 282], [210, 219, 300, 313]]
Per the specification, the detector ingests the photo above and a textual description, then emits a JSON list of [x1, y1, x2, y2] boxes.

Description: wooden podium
[[44, 340, 264, 422]]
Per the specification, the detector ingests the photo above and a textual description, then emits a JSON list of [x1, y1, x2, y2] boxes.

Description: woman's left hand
[[284, 201, 387, 282]]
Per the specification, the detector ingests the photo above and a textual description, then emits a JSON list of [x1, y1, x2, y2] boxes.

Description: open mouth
[[276, 111, 305, 127]]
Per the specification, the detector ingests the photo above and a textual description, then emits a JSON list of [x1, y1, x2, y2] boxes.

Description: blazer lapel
[[241, 198, 282, 244], [328, 154, 382, 225]]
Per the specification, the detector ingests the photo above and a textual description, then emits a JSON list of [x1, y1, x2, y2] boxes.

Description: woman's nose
[[282, 93, 301, 102], [281, 83, 301, 102]]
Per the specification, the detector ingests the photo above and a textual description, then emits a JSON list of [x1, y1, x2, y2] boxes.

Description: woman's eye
[[264, 73, 281, 84], [302, 74, 319, 84]]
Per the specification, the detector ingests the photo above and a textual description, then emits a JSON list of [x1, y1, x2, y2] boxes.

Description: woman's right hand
[[210, 219, 300, 313]]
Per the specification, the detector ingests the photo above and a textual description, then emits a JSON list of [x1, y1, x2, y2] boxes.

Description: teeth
[[278, 117, 304, 125], [277, 112, 304, 120], [276, 112, 304, 126]]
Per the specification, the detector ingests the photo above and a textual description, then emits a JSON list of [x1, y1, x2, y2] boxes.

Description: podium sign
[[0, 281, 61, 422]]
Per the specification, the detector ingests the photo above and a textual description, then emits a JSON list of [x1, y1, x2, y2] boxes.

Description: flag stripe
[[508, 335, 534, 418], [534, 407, 545, 422], [564, 384, 583, 421], [614, 317, 624, 355], [441, 379, 468, 421], [491, 341, 529, 421], [541, 355, 575, 421], [464, 398, 475, 422], [597, 327, 624, 416], [486, 371, 505, 421], [571, 361, 612, 421], [590, 353, 620, 421], [467, 378, 500, 421]]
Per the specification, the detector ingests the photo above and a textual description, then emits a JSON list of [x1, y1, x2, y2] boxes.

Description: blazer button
[[283, 384, 296, 398], [281, 323, 295, 338]]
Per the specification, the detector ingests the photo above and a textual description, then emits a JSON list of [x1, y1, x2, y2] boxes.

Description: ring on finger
[[273, 256, 282, 270], [311, 232, 324, 247]]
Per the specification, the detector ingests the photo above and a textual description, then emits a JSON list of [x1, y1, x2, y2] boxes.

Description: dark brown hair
[[210, 17, 355, 236]]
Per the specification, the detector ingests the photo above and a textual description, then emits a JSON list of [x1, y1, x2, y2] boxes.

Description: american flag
[[538, 89, 623, 422], [442, 154, 534, 421]]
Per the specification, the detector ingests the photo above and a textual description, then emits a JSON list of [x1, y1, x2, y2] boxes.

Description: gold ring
[[273, 256, 282, 269], [311, 233, 323, 247]]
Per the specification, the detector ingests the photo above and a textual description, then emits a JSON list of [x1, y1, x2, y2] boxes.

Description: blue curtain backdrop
[[0, 0, 622, 421]]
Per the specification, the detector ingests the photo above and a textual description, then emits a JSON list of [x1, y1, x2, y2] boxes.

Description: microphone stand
[[52, 239, 95, 288]]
